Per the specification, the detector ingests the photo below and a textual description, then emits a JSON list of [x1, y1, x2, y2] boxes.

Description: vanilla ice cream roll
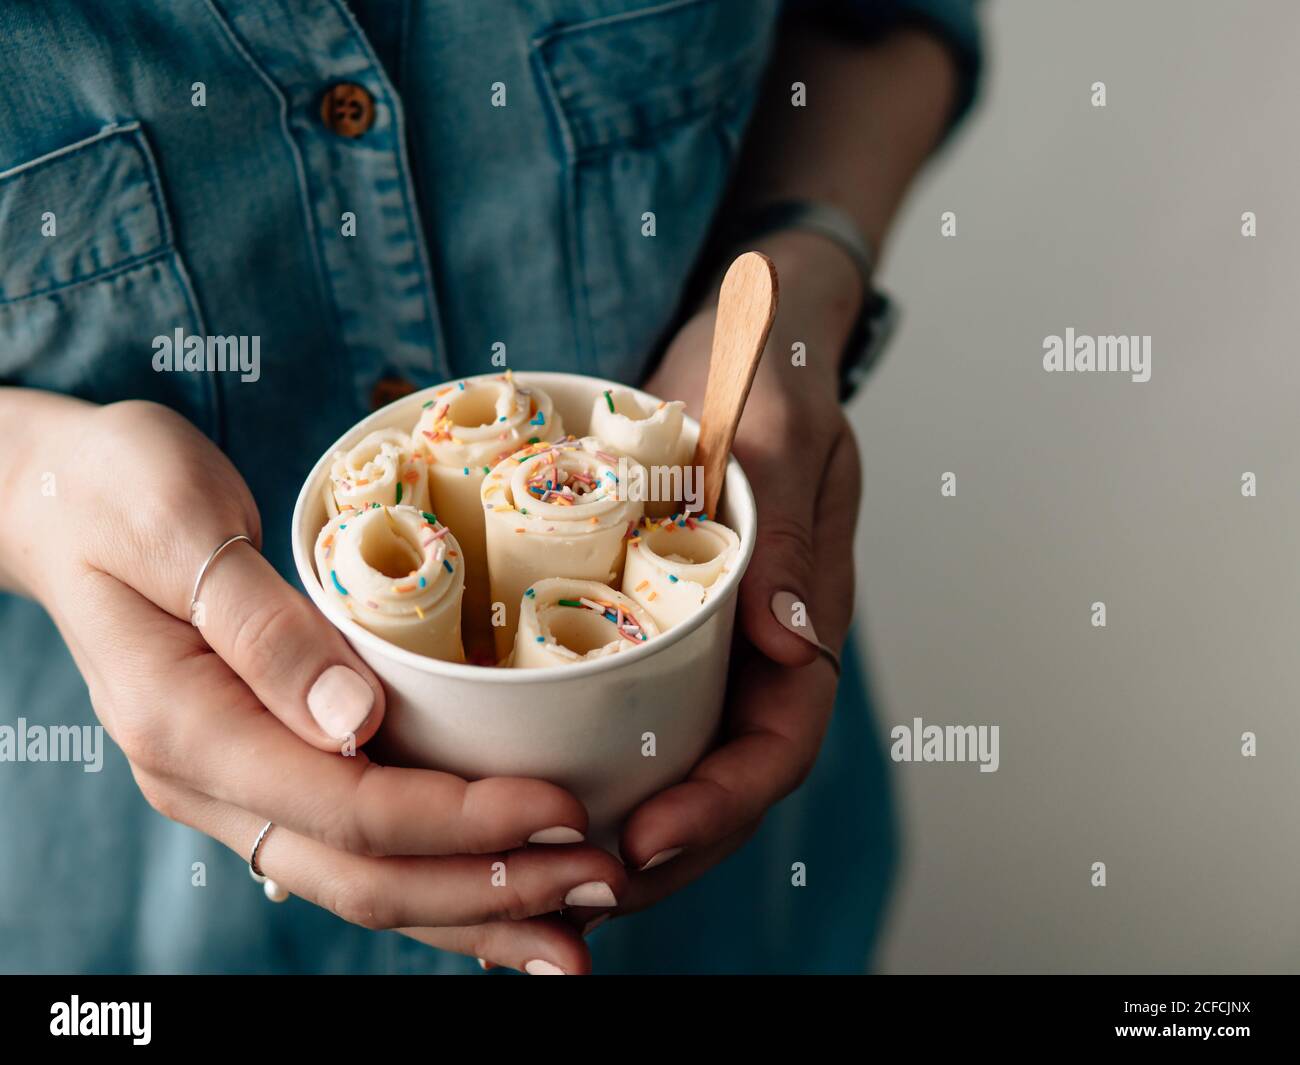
[[512, 578, 660, 668], [482, 437, 645, 658], [589, 389, 692, 518], [412, 374, 564, 657], [623, 513, 741, 632], [314, 504, 465, 663], [324, 429, 429, 517]]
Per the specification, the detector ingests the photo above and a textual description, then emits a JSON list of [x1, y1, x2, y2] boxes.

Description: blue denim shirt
[[0, 0, 977, 973]]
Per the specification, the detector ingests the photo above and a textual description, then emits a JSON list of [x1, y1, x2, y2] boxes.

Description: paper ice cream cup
[[292, 372, 756, 849]]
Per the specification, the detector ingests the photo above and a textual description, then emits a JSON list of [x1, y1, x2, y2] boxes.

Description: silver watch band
[[721, 199, 897, 401], [729, 199, 876, 291]]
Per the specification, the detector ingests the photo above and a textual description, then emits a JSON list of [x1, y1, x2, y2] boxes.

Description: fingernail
[[639, 847, 683, 872], [524, 959, 567, 976], [564, 881, 617, 908], [477, 957, 492, 971], [582, 914, 610, 937], [771, 590, 819, 647], [307, 665, 374, 739], [528, 826, 585, 845]]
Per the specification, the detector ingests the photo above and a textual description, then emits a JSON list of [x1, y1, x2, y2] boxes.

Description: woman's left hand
[[572, 230, 867, 929]]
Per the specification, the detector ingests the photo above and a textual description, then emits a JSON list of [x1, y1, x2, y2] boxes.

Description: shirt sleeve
[[786, 0, 984, 135]]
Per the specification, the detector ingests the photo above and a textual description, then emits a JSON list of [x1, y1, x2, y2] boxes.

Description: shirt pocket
[[0, 121, 215, 436], [532, 0, 778, 382]]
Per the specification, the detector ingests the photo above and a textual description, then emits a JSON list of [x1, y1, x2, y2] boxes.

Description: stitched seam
[[165, 246, 222, 444], [0, 248, 172, 307], [0, 122, 170, 301], [570, 88, 749, 160], [533, 0, 712, 47], [125, 123, 220, 437], [327, 0, 446, 376], [198, 0, 340, 342], [528, 39, 596, 375], [0, 121, 140, 183]]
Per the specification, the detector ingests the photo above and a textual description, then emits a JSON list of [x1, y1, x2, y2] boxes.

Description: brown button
[[320, 82, 375, 138], [370, 376, 417, 411]]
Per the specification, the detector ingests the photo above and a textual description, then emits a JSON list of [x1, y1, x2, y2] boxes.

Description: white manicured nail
[[307, 665, 374, 739], [564, 881, 616, 907], [639, 847, 683, 871], [524, 959, 567, 976], [528, 826, 585, 845], [771, 590, 820, 647]]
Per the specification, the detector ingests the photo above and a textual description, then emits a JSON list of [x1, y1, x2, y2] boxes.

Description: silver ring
[[189, 533, 252, 625], [248, 820, 274, 883]]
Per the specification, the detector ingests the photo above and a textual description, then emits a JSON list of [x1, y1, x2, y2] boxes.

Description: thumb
[[194, 540, 386, 752], [737, 479, 822, 668]]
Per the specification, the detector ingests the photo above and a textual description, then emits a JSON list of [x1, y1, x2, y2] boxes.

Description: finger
[[401, 915, 591, 976], [565, 820, 760, 931], [732, 424, 824, 667], [194, 540, 387, 750], [155, 781, 627, 929], [806, 426, 860, 647], [84, 573, 593, 855], [618, 645, 837, 870]]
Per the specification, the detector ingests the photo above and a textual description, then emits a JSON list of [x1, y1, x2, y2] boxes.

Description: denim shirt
[[0, 0, 977, 973]]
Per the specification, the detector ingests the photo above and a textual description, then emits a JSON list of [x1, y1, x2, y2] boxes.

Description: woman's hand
[[572, 230, 865, 926], [1, 393, 624, 974]]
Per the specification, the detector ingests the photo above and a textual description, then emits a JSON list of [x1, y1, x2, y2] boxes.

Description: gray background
[[848, 0, 1300, 973]]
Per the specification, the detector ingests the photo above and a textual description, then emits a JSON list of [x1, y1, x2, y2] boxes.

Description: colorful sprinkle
[[395, 482, 403, 505], [330, 570, 348, 596], [668, 574, 679, 583], [603, 390, 615, 413], [442, 559, 453, 573]]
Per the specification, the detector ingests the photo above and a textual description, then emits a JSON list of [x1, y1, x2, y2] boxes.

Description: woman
[[0, 0, 979, 974]]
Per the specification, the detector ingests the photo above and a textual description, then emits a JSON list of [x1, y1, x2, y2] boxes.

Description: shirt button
[[370, 376, 417, 411], [320, 82, 376, 138]]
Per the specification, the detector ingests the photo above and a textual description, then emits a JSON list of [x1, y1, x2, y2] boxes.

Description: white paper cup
[[292, 372, 756, 848]]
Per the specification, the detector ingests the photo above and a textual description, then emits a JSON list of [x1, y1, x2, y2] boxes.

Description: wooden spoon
[[692, 251, 779, 518]]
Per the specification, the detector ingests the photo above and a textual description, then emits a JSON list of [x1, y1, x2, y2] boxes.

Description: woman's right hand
[[1, 393, 623, 974]]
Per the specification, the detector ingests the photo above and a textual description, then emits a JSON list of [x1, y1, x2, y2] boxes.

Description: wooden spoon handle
[[692, 251, 779, 517]]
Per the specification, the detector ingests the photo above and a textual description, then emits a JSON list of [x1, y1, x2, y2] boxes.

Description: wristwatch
[[721, 200, 899, 402]]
